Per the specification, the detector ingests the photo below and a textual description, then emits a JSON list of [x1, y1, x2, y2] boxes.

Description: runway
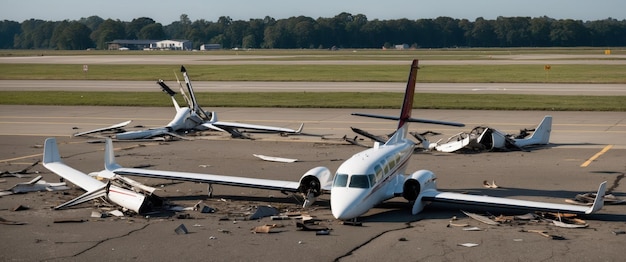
[[0, 54, 624, 261], [2, 80, 626, 95]]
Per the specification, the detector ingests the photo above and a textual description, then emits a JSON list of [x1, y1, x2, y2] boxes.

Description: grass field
[[0, 48, 624, 111]]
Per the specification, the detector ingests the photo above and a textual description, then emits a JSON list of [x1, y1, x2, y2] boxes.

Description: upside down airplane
[[417, 116, 552, 153], [43, 60, 606, 220], [74, 66, 304, 140]]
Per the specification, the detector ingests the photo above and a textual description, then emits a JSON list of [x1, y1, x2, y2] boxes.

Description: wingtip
[[43, 138, 61, 165], [180, 65, 186, 72], [586, 181, 607, 214]]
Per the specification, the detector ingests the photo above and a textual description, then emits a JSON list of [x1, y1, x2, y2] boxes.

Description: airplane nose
[[330, 188, 367, 220]]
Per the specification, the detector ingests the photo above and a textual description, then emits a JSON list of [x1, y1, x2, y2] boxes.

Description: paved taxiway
[[1, 105, 625, 261]]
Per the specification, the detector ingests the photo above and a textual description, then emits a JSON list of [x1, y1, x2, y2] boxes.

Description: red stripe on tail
[[397, 59, 419, 129]]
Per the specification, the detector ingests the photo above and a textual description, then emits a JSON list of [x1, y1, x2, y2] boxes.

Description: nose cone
[[330, 187, 369, 220]]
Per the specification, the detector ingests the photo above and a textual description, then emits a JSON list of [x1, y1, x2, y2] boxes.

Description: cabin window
[[374, 164, 383, 180], [333, 174, 348, 187], [368, 174, 376, 185], [349, 175, 370, 188]]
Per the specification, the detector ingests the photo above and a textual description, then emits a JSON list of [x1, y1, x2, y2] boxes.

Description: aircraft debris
[[253, 154, 297, 163], [552, 220, 588, 228], [418, 116, 552, 153], [483, 180, 499, 188], [566, 192, 626, 205], [11, 205, 29, 211], [461, 210, 499, 225], [0, 175, 69, 196], [0, 216, 27, 225], [252, 224, 283, 234], [175, 224, 188, 235], [249, 206, 279, 220], [612, 230, 625, 235], [463, 226, 482, 231], [296, 221, 331, 232], [74, 67, 307, 140], [458, 243, 479, 247], [108, 210, 125, 217], [1, 160, 40, 178], [54, 218, 87, 223], [520, 229, 566, 240]]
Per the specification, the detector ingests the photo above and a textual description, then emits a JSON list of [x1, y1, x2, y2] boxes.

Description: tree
[[90, 19, 125, 49], [139, 23, 165, 40], [51, 21, 92, 49], [0, 20, 21, 48], [127, 17, 156, 39]]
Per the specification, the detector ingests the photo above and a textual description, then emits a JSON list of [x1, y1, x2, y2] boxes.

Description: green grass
[[0, 64, 624, 83], [1, 91, 624, 111]]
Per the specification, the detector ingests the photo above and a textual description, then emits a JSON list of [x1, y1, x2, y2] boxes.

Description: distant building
[[200, 44, 221, 50], [106, 40, 159, 50], [154, 40, 192, 50], [394, 44, 409, 50], [106, 39, 191, 50]]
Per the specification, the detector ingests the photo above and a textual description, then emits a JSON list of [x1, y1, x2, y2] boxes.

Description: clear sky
[[2, 0, 624, 24]]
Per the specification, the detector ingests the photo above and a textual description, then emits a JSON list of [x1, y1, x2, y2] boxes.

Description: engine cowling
[[297, 166, 332, 208], [402, 169, 438, 215]]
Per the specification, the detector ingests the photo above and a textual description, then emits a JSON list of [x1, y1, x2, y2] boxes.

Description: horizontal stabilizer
[[157, 79, 177, 96], [351, 113, 465, 127], [73, 120, 132, 137], [55, 183, 108, 210]]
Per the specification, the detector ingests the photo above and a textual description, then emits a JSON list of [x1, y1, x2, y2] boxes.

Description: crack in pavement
[[41, 223, 151, 261], [334, 220, 418, 262]]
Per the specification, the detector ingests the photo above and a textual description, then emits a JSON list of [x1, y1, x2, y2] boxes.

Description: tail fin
[[527, 115, 552, 144], [398, 59, 419, 130], [101, 138, 121, 179], [42, 138, 104, 192], [181, 65, 210, 120]]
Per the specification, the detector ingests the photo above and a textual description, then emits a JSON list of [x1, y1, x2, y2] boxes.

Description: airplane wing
[[204, 121, 304, 134], [73, 120, 132, 137], [351, 113, 465, 127], [100, 138, 302, 193], [420, 181, 606, 215]]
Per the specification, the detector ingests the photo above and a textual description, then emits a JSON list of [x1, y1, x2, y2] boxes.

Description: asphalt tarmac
[[1, 106, 625, 261]]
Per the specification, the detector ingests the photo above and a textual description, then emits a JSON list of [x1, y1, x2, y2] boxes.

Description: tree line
[[1, 12, 624, 50]]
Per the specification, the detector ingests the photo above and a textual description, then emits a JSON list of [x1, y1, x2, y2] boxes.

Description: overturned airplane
[[74, 66, 304, 140], [418, 116, 552, 152]]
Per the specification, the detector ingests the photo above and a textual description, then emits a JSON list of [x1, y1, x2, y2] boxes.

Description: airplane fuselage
[[330, 138, 415, 220]]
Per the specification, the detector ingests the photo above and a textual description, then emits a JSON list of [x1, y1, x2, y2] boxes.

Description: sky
[[2, 0, 625, 24]]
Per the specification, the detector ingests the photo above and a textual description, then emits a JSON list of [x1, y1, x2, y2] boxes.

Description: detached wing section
[[73, 120, 132, 137], [101, 139, 301, 193], [421, 181, 606, 214], [203, 121, 304, 134]]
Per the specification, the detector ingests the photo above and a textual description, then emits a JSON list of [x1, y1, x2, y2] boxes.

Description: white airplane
[[74, 66, 304, 140], [43, 60, 606, 221], [418, 116, 552, 152]]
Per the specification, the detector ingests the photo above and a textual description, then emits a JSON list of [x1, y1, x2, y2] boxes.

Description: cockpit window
[[333, 174, 348, 187], [349, 175, 370, 188]]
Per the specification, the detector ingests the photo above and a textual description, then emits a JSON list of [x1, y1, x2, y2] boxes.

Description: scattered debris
[[54, 218, 87, 223], [463, 226, 482, 231], [252, 224, 283, 234], [341, 220, 363, 226], [249, 206, 279, 220], [316, 230, 330, 235], [612, 230, 625, 235], [552, 220, 588, 228], [297, 222, 331, 232], [108, 210, 125, 217], [1, 160, 40, 178], [253, 154, 297, 163], [567, 192, 626, 205], [461, 210, 499, 225], [0, 175, 69, 196], [175, 224, 188, 235], [11, 205, 29, 211], [458, 243, 479, 247], [483, 180, 499, 188], [520, 229, 566, 240], [0, 216, 27, 225]]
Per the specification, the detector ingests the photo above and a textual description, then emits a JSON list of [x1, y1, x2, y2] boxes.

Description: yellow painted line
[[1, 153, 43, 162], [580, 145, 613, 167]]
